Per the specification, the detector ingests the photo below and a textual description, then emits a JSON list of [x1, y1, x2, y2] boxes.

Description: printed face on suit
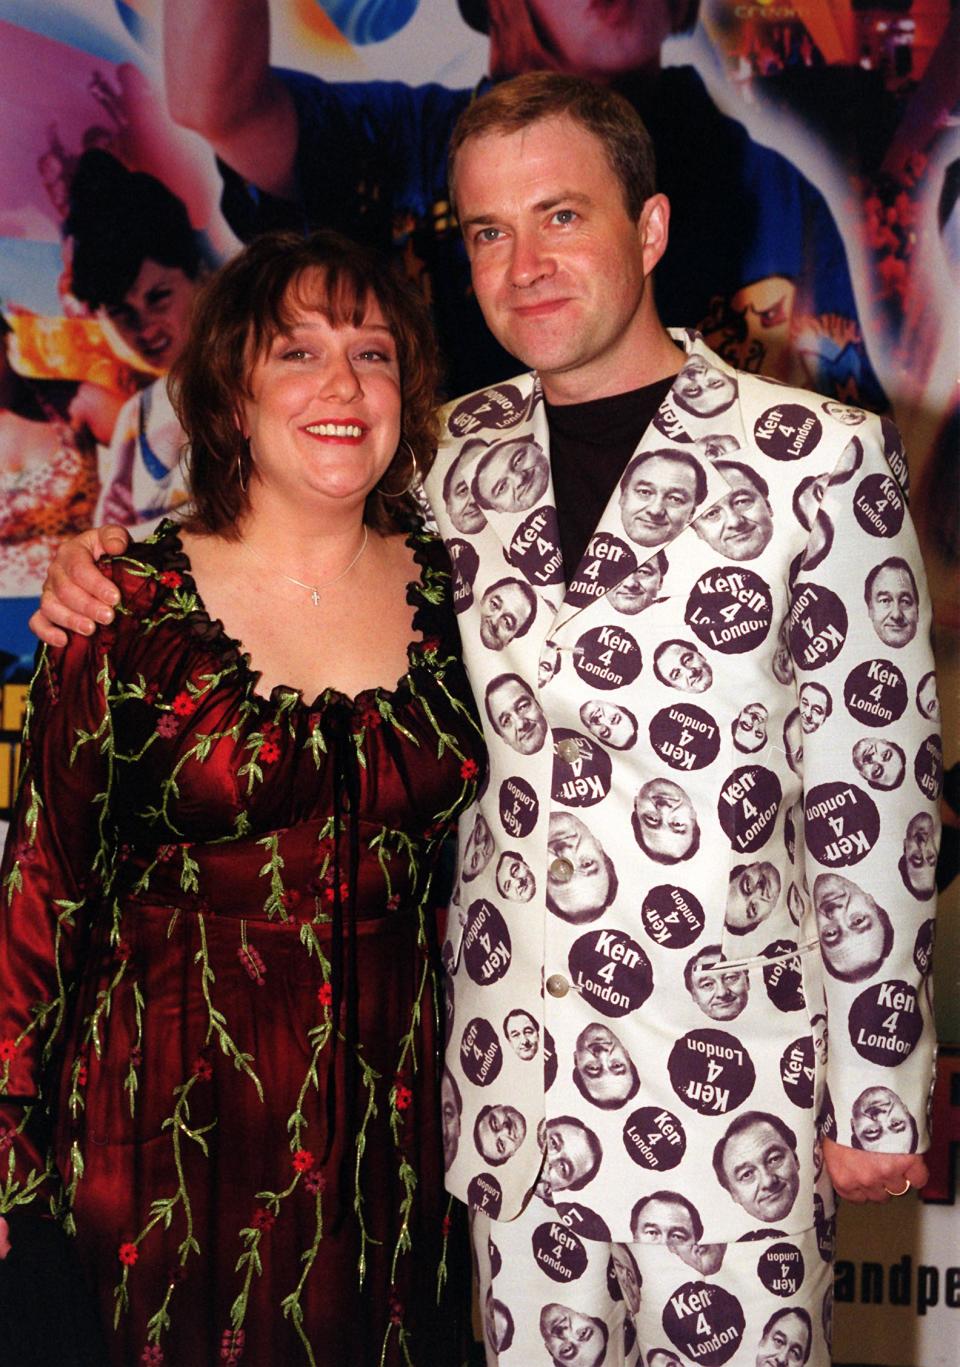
[[653, 640, 713, 693], [755, 1310, 811, 1367], [443, 442, 487, 533], [632, 1193, 701, 1248], [852, 738, 904, 790], [536, 1117, 602, 1199], [547, 812, 615, 921], [475, 1103, 527, 1164], [573, 1023, 637, 1107], [462, 811, 495, 880], [916, 671, 939, 721], [504, 1009, 540, 1061], [619, 451, 703, 548], [441, 1069, 461, 1171], [579, 699, 638, 750], [733, 702, 768, 752], [609, 1246, 641, 1314], [850, 1086, 916, 1152], [633, 779, 699, 862], [496, 850, 536, 902], [474, 438, 549, 513], [672, 354, 738, 417], [798, 683, 831, 733], [485, 674, 548, 754], [865, 560, 919, 648], [607, 559, 664, 614], [717, 1116, 800, 1222], [693, 464, 774, 561], [814, 873, 892, 981], [540, 1303, 608, 1367], [685, 949, 749, 1020], [901, 812, 937, 897], [479, 578, 537, 649]]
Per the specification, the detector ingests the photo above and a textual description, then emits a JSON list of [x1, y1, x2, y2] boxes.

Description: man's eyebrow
[[460, 192, 594, 230]]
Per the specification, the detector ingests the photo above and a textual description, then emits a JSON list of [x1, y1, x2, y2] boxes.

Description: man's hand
[[822, 1137, 928, 1202], [29, 526, 131, 647], [0, 1214, 10, 1259]]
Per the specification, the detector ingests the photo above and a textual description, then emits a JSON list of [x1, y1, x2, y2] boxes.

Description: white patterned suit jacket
[[425, 333, 939, 1250]]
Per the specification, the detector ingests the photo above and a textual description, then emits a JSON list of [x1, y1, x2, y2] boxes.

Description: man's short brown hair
[[448, 72, 656, 222]]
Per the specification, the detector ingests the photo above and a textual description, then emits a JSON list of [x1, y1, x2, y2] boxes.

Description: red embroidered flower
[[76, 1064, 88, 1086], [171, 691, 197, 717], [156, 714, 180, 738], [158, 570, 183, 589], [118, 1241, 139, 1266], [359, 704, 382, 730], [386, 893, 400, 911], [323, 880, 350, 905], [388, 1289, 404, 1326], [307, 711, 323, 732], [317, 983, 333, 1007], [192, 1056, 213, 1081], [304, 1168, 326, 1196], [280, 889, 302, 913], [261, 721, 281, 742], [252, 1208, 275, 1231], [11, 842, 36, 865], [142, 683, 161, 705], [441, 1213, 452, 1238], [129, 1046, 142, 1068], [259, 740, 281, 764], [0, 1038, 18, 1062], [140, 1346, 164, 1365], [292, 1149, 314, 1173], [394, 1086, 413, 1112], [156, 845, 176, 863], [419, 636, 441, 656], [219, 1327, 245, 1363], [115, 939, 132, 962]]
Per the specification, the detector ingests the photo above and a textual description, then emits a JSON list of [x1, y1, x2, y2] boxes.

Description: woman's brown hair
[[169, 229, 440, 537]]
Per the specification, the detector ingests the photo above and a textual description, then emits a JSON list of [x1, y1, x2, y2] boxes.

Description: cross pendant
[[310, 588, 320, 606]]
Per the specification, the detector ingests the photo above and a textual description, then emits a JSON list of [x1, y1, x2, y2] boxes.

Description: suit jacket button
[[556, 738, 580, 763], [550, 857, 574, 883], [546, 974, 570, 998]]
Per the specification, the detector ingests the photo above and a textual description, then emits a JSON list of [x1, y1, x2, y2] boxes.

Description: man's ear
[[639, 193, 671, 275]]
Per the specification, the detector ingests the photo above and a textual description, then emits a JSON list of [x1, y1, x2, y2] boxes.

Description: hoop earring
[[237, 441, 249, 493], [378, 439, 419, 499]]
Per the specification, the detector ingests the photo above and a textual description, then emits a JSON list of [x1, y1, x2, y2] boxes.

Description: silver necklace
[[242, 526, 369, 606]]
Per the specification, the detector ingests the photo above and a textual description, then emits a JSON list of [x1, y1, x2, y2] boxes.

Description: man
[[798, 682, 831, 734], [30, 73, 936, 1367], [630, 1191, 724, 1276], [618, 449, 706, 548], [813, 873, 893, 982], [474, 437, 550, 513], [462, 810, 497, 880], [539, 1303, 609, 1367], [475, 1103, 528, 1166], [606, 554, 666, 616], [578, 699, 638, 751], [899, 811, 939, 900], [732, 701, 769, 753], [684, 947, 749, 1021], [850, 1087, 918, 1153], [714, 1112, 802, 1224], [546, 812, 618, 923], [159, 0, 884, 405], [852, 738, 905, 791], [496, 851, 536, 902], [651, 640, 713, 693]]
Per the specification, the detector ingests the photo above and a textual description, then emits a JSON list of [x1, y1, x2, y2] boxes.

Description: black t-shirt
[[546, 376, 676, 583]]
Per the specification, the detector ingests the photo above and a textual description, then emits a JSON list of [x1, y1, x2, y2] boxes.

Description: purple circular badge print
[[663, 1281, 745, 1366], [817, 1088, 837, 1144], [850, 980, 923, 1066], [505, 506, 565, 587], [762, 942, 805, 1014], [460, 1018, 503, 1087], [844, 659, 908, 728], [814, 1193, 835, 1263], [788, 582, 848, 672], [467, 1173, 502, 1218], [447, 538, 479, 615], [650, 703, 721, 772], [685, 566, 773, 655], [718, 766, 782, 854], [621, 1106, 687, 1172], [854, 473, 905, 539], [780, 1037, 815, 1108], [499, 775, 539, 840], [805, 783, 880, 867], [462, 900, 513, 986], [754, 403, 823, 461], [551, 730, 613, 808], [568, 929, 654, 1018], [641, 885, 705, 950], [531, 1222, 589, 1285], [566, 532, 638, 608], [573, 624, 643, 691], [758, 1243, 806, 1298], [880, 416, 910, 492], [913, 919, 935, 977], [447, 384, 528, 438], [668, 1029, 756, 1117], [551, 1204, 612, 1243], [914, 734, 943, 802]]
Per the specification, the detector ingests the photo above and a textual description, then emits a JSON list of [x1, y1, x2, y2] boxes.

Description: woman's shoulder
[[101, 519, 191, 619]]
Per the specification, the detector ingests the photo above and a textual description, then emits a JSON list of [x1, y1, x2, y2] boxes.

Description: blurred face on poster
[[103, 260, 199, 372], [520, 0, 679, 78]]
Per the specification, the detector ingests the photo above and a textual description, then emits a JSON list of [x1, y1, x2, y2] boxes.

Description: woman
[[0, 231, 485, 1366]]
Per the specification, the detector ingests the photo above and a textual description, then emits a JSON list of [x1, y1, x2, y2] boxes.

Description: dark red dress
[[0, 522, 485, 1366]]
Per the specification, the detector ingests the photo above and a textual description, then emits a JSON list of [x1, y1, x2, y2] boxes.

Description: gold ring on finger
[[883, 1178, 911, 1197]]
